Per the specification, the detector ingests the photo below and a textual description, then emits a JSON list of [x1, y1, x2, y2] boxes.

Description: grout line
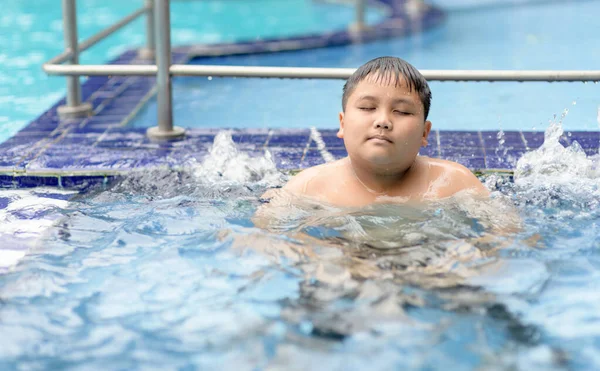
[[310, 127, 335, 163], [478, 131, 488, 169]]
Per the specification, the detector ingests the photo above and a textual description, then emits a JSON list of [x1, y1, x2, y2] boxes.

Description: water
[[0, 0, 385, 142], [1, 117, 599, 369], [132, 0, 600, 131]]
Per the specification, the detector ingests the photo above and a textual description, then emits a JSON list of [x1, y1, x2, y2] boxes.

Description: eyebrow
[[356, 95, 415, 105]]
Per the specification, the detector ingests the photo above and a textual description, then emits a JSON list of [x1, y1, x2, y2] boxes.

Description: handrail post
[[147, 0, 185, 139], [351, 0, 366, 32], [138, 0, 156, 59], [57, 0, 92, 119]]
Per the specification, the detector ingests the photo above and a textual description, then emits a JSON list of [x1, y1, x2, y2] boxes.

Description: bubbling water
[[512, 111, 600, 211]]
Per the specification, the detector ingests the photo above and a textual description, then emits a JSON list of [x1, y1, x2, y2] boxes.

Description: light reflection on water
[[0, 126, 598, 369]]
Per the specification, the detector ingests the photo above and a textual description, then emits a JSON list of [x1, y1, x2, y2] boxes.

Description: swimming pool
[[0, 126, 599, 369], [1, 0, 600, 369]]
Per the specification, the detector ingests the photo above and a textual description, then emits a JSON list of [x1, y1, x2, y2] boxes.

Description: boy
[[280, 56, 488, 207]]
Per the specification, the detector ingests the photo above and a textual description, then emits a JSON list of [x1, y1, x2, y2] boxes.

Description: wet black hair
[[342, 56, 432, 120]]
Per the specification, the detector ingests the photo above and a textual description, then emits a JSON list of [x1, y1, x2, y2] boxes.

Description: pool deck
[[0, 0, 598, 190]]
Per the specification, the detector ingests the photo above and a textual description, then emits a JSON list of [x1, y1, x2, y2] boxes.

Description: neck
[[347, 157, 414, 195]]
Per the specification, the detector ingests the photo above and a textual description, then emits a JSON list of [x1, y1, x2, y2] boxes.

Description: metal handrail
[[43, 64, 600, 81], [44, 0, 600, 139], [45, 6, 149, 66]]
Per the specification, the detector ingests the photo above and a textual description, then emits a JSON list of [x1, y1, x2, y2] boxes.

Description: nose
[[373, 112, 393, 131]]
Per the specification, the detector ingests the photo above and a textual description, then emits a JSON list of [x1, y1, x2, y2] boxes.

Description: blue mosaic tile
[[558, 135, 571, 147], [567, 132, 600, 148], [16, 176, 60, 188], [97, 100, 142, 116], [124, 78, 156, 92], [441, 146, 484, 157], [521, 132, 545, 149], [231, 133, 269, 147], [268, 133, 310, 148], [96, 131, 145, 149], [61, 175, 110, 190], [328, 149, 348, 160], [419, 144, 439, 157], [438, 131, 482, 148], [486, 151, 526, 169], [0, 175, 14, 188], [0, 138, 51, 170], [57, 134, 101, 147], [310, 134, 345, 149], [20, 117, 61, 133], [481, 131, 526, 149], [269, 149, 304, 169], [448, 157, 486, 170], [301, 150, 326, 167], [583, 147, 599, 156]]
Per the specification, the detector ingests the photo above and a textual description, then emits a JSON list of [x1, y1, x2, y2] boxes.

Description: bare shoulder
[[421, 157, 489, 198], [283, 159, 346, 196]]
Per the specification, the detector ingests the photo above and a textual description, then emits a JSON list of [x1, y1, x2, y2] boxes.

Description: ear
[[337, 112, 345, 138], [421, 120, 432, 147]]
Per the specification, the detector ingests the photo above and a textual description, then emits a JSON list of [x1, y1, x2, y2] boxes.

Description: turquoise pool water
[[1, 1, 600, 370], [0, 0, 384, 142], [0, 127, 599, 369], [132, 0, 600, 131]]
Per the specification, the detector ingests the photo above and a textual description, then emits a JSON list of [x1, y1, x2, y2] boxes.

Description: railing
[[43, 0, 600, 139]]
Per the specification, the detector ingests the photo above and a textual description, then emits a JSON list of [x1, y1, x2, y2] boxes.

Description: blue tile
[[57, 134, 101, 146], [0, 134, 47, 148], [419, 144, 439, 157], [308, 135, 344, 149], [16, 176, 60, 188], [521, 132, 545, 149], [61, 175, 109, 190], [96, 132, 144, 149], [481, 131, 526, 149], [124, 78, 156, 92], [485, 151, 525, 170], [448, 157, 486, 170], [438, 131, 482, 148], [328, 149, 348, 160], [97, 100, 141, 116], [557, 134, 571, 147], [567, 132, 600, 148], [584, 147, 599, 156], [268, 134, 310, 148], [318, 129, 338, 136], [269, 149, 304, 169], [232, 133, 269, 147], [441, 146, 484, 157], [301, 150, 326, 168], [0, 175, 14, 188]]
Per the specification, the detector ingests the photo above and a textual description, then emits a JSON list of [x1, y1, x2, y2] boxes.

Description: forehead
[[350, 72, 418, 101]]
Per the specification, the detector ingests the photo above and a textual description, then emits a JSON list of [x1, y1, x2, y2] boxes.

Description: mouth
[[368, 135, 393, 143]]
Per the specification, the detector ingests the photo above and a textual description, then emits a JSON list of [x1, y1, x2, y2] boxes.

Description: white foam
[[192, 130, 285, 186]]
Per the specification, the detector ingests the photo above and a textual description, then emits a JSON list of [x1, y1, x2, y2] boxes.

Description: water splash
[[110, 131, 286, 200], [192, 130, 285, 186], [513, 109, 599, 210]]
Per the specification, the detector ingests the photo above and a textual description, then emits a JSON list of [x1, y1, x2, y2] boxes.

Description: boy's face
[[337, 73, 431, 172]]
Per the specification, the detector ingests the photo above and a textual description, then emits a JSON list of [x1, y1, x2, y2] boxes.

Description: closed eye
[[359, 107, 375, 111], [394, 110, 413, 115]]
